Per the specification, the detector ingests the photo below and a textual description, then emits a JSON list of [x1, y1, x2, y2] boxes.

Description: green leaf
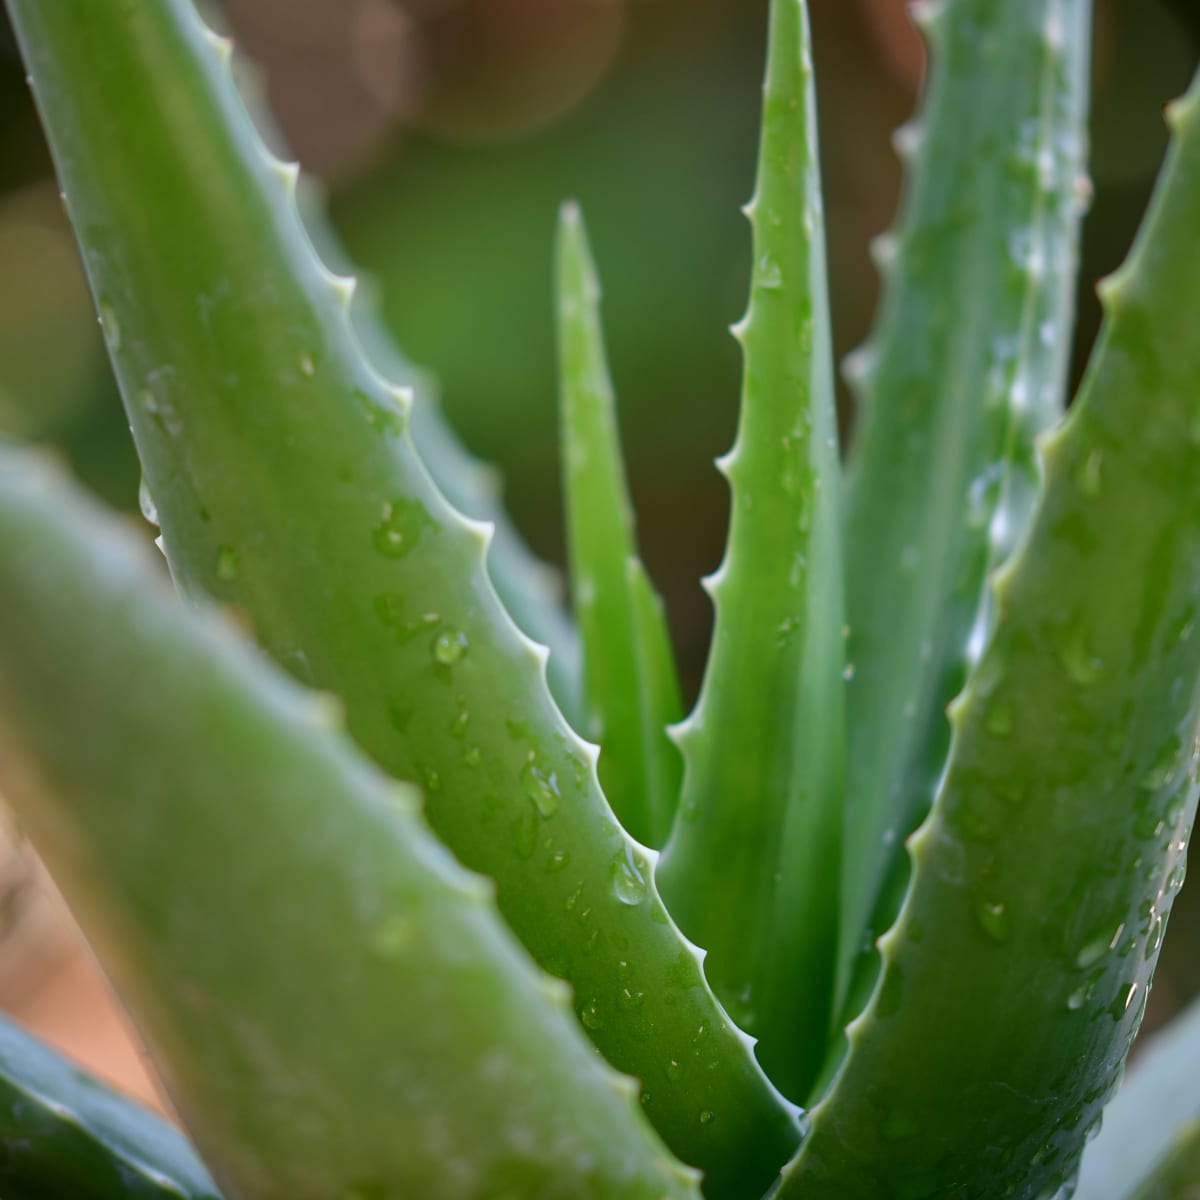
[[0, 1010, 220, 1200], [1124, 1122, 1200, 1200], [779, 64, 1200, 1200], [837, 0, 1094, 1017], [1075, 998, 1200, 1200], [555, 201, 684, 849], [4, 0, 802, 1190], [656, 0, 845, 1104], [0, 444, 701, 1200]]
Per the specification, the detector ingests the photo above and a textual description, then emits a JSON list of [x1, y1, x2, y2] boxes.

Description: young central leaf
[[556, 202, 684, 850], [656, 0, 845, 1104]]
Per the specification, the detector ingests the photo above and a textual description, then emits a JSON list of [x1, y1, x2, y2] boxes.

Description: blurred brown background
[[0, 0, 1197, 1110]]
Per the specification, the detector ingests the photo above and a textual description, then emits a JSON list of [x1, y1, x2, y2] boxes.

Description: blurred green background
[[1, 0, 1199, 1077]]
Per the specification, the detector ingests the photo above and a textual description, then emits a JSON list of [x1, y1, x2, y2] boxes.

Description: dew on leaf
[[373, 498, 435, 559], [138, 478, 159, 526], [522, 762, 561, 817], [98, 301, 121, 351], [973, 898, 1011, 943], [1074, 922, 1124, 970], [756, 255, 783, 290], [611, 851, 648, 906], [581, 1001, 604, 1030], [1056, 624, 1104, 686], [215, 545, 239, 582], [433, 628, 469, 667]]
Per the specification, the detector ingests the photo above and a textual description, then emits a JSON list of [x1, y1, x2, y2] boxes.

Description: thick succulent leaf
[[0, 444, 701, 1200], [778, 66, 1200, 1200], [4, 1, 802, 1190], [1124, 1122, 1200, 1200], [837, 0, 1093, 1015], [0, 1010, 221, 1200], [1075, 998, 1200, 1200], [656, 0, 845, 1104], [556, 201, 684, 848], [344, 290, 583, 725]]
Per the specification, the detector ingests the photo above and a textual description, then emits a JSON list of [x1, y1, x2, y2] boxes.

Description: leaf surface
[[779, 64, 1200, 1200], [837, 0, 1093, 1018], [0, 1010, 220, 1200], [0, 444, 701, 1200], [656, 0, 845, 1103], [556, 201, 684, 848]]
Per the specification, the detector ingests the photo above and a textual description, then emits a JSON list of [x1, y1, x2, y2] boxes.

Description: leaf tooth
[[200, 27, 234, 64], [891, 119, 924, 164], [841, 344, 878, 396], [908, 0, 949, 39], [868, 232, 898, 272], [1166, 87, 1200, 137]]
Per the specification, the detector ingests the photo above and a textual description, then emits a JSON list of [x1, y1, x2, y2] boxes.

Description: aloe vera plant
[[2, 0, 1200, 1196]]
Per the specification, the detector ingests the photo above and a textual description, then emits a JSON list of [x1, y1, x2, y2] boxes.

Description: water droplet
[[433, 628, 468, 667], [1075, 450, 1103, 497], [298, 351, 316, 377], [1067, 979, 1096, 1011], [355, 388, 406, 436], [138, 478, 159, 526], [665, 1059, 683, 1082], [617, 987, 645, 1010], [449, 708, 470, 738], [522, 762, 561, 817], [698, 1110, 715, 1126], [611, 851, 648, 906], [138, 389, 182, 437], [98, 302, 121, 351], [418, 764, 441, 794], [373, 499, 434, 559], [546, 848, 570, 872], [1075, 923, 1124, 969], [756, 256, 783, 290], [215, 545, 239, 582], [581, 1000, 604, 1030], [842, 663, 856, 682], [1057, 624, 1104, 686], [974, 898, 1011, 943], [1109, 981, 1138, 1021], [1139, 736, 1182, 791], [462, 745, 482, 767]]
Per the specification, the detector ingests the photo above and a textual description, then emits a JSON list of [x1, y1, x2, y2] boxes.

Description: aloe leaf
[[0, 445, 702, 1200], [778, 66, 1200, 1200], [1074, 998, 1200, 1200], [1123, 1122, 1200, 1200], [0, 1009, 221, 1200], [555, 201, 684, 849], [837, 0, 1094, 1014], [316, 239, 584, 724], [4, 1, 802, 1190], [655, 0, 844, 1104]]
